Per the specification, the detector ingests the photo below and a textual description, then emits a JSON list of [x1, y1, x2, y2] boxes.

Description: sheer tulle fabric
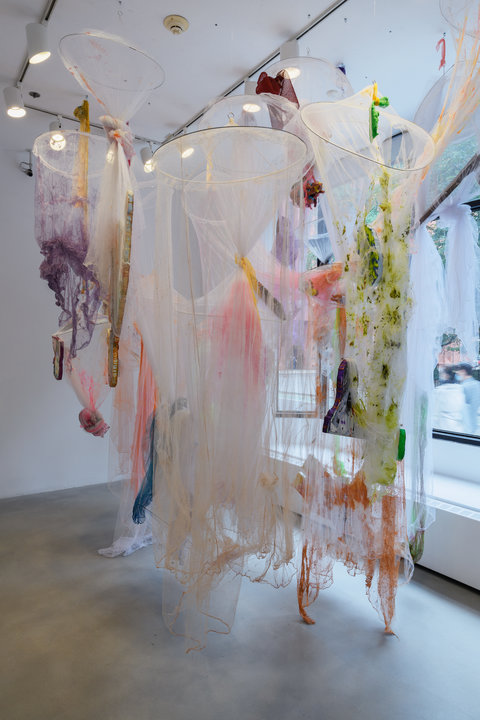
[[402, 226, 445, 561], [33, 131, 107, 356], [56, 31, 163, 556], [55, 319, 111, 435], [58, 29, 164, 368], [199, 93, 308, 136], [440, 0, 480, 37], [405, 48, 480, 557], [139, 126, 307, 648], [297, 88, 434, 630], [58, 30, 165, 122]]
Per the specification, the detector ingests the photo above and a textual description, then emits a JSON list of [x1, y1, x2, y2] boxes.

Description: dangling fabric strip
[[108, 190, 134, 387], [235, 255, 260, 318], [130, 337, 157, 493], [370, 82, 389, 142], [436, 36, 446, 71], [132, 414, 156, 524]]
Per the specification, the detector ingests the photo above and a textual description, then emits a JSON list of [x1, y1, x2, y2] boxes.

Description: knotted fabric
[[79, 407, 110, 437], [100, 115, 135, 162]]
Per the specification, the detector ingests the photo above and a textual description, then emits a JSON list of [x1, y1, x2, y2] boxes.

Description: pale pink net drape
[[137, 125, 308, 649]]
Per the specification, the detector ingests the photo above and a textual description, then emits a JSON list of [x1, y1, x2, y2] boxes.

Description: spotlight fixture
[[243, 102, 261, 113], [282, 66, 301, 80], [26, 23, 51, 64], [140, 145, 154, 173], [243, 80, 260, 113], [3, 86, 26, 118], [180, 146, 194, 159], [279, 39, 301, 80], [49, 117, 66, 151]]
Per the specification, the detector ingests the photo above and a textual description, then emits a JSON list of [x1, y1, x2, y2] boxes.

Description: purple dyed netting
[[33, 131, 108, 356]]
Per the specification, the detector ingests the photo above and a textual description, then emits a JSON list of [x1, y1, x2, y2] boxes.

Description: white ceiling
[[0, 0, 457, 155]]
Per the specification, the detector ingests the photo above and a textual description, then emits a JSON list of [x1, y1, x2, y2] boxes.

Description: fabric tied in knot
[[100, 115, 135, 162], [79, 408, 110, 437]]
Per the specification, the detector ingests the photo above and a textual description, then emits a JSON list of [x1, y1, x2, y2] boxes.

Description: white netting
[[33, 130, 108, 356], [440, 0, 480, 37], [294, 87, 435, 631], [58, 30, 165, 121], [135, 125, 307, 648], [55, 32, 164, 557]]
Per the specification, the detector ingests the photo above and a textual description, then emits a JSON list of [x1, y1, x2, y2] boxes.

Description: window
[[429, 199, 480, 445]]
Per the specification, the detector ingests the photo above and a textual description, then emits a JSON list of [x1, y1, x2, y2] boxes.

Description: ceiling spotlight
[[26, 23, 51, 64], [49, 117, 66, 151], [3, 86, 26, 118], [282, 67, 301, 80], [279, 40, 301, 79], [181, 146, 194, 159], [243, 103, 261, 113], [243, 80, 260, 112], [140, 145, 154, 173]]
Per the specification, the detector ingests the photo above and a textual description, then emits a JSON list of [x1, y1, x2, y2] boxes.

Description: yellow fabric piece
[[74, 99, 90, 132], [235, 254, 260, 319], [73, 99, 90, 288]]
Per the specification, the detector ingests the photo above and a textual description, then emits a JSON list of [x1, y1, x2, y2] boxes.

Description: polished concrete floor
[[1, 483, 479, 720]]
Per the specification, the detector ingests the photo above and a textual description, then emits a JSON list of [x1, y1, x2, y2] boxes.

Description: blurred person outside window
[[433, 366, 466, 432], [455, 363, 480, 435]]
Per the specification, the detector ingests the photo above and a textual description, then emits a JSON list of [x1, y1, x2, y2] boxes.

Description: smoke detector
[[163, 15, 189, 35]]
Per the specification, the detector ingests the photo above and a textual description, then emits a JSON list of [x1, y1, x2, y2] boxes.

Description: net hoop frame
[[58, 30, 165, 94], [32, 130, 108, 177], [152, 126, 308, 186], [301, 101, 435, 173]]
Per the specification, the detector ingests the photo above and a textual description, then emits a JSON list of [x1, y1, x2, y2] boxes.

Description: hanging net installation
[[32, 10, 480, 650]]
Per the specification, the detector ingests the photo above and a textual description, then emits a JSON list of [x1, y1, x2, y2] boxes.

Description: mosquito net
[[135, 125, 307, 649], [255, 56, 354, 269], [296, 87, 435, 631], [33, 130, 107, 356], [59, 30, 164, 386], [259, 56, 353, 107], [405, 55, 480, 555], [440, 0, 480, 37], [53, 317, 111, 436]]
